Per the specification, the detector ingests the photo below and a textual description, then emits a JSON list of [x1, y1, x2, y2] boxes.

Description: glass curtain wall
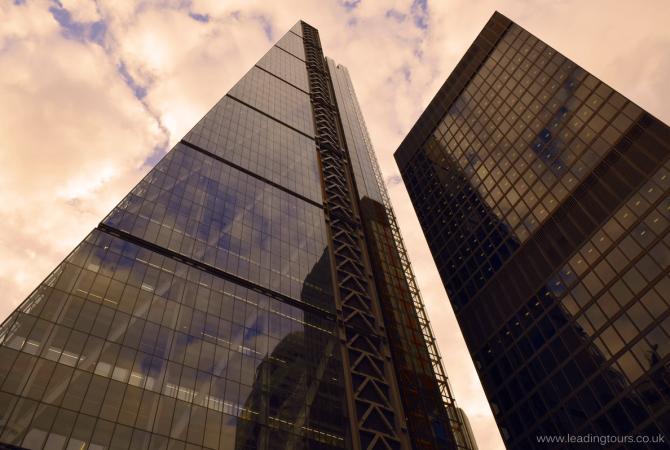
[[395, 11, 670, 450]]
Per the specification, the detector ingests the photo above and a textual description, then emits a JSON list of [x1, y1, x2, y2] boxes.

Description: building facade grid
[[395, 11, 670, 450], [0, 19, 469, 450], [327, 62, 470, 448]]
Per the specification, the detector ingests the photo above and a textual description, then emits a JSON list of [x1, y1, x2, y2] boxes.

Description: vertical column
[[329, 58, 468, 450], [359, 197, 459, 450], [301, 21, 410, 450]]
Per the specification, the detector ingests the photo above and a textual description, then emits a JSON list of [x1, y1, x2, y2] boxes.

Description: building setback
[[0, 21, 472, 450], [455, 409, 478, 450], [395, 11, 670, 450]]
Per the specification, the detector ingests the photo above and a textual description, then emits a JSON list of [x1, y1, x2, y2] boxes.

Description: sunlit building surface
[[395, 11, 670, 450], [0, 21, 472, 450], [455, 409, 478, 450]]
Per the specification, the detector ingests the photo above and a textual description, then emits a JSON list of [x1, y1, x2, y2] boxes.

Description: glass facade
[[0, 229, 344, 450], [395, 11, 670, 450], [326, 59, 472, 450], [327, 59, 383, 205], [454, 409, 478, 450], [0, 20, 469, 450], [183, 96, 321, 203], [102, 143, 332, 313]]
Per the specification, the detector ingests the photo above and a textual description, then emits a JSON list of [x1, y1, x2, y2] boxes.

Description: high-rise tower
[[395, 11, 670, 449], [0, 21, 470, 450]]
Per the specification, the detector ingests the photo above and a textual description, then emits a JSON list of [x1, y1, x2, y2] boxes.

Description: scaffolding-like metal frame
[[337, 64, 471, 450]]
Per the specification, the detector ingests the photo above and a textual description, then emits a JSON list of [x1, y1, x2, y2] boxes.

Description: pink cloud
[[3, 1, 670, 449]]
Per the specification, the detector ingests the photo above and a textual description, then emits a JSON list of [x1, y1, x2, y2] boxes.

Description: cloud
[[343, 0, 361, 12], [189, 12, 209, 23], [3, 1, 670, 449], [386, 174, 403, 187], [410, 0, 428, 29], [386, 9, 407, 22], [59, 0, 101, 23], [0, 0, 165, 327], [118, 60, 147, 99], [255, 14, 274, 41]]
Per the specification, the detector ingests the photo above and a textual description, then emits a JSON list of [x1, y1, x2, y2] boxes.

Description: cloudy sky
[[3, 0, 670, 448]]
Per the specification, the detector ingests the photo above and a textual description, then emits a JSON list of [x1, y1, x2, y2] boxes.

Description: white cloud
[[0, 0, 164, 315], [3, 0, 670, 449], [59, 0, 100, 23]]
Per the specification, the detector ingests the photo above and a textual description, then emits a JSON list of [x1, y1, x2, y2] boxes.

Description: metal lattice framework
[[335, 64, 470, 449], [302, 22, 407, 450]]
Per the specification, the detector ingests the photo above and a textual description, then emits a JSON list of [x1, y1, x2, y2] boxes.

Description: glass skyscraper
[[0, 21, 472, 450], [395, 11, 670, 450]]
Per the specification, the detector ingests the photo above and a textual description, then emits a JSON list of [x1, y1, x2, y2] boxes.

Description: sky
[[2, 0, 670, 448]]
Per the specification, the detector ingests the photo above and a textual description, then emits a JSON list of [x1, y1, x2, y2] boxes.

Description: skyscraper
[[0, 21, 471, 450], [395, 11, 670, 449], [455, 410, 478, 450]]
